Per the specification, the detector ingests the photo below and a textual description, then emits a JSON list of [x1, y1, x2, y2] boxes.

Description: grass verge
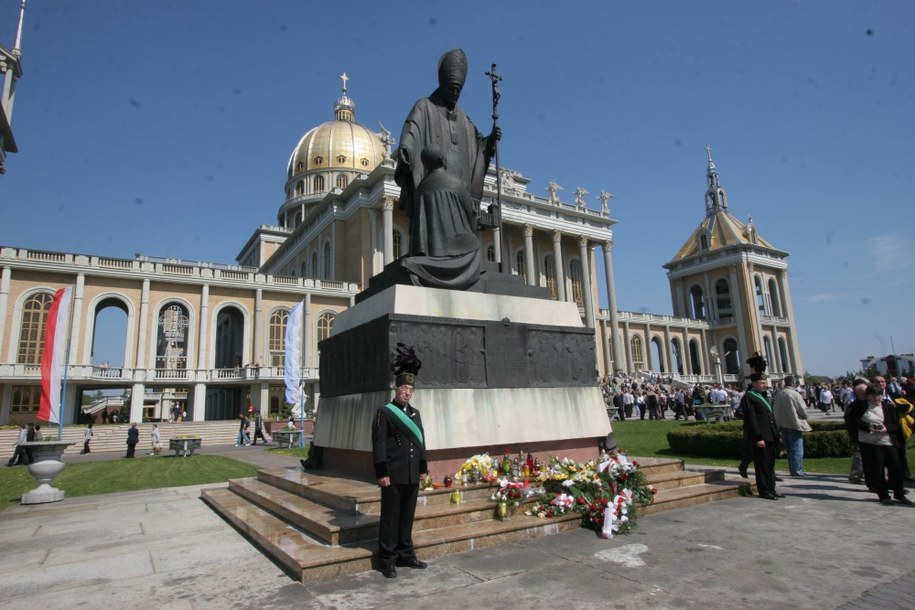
[[0, 455, 258, 512]]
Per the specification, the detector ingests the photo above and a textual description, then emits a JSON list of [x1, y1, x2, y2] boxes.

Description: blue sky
[[2, 0, 913, 376]]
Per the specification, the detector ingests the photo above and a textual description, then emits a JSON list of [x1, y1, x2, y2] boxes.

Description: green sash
[[385, 403, 424, 446], [749, 390, 772, 413]]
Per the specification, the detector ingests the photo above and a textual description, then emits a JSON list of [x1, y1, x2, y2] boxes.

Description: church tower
[[663, 146, 803, 380]]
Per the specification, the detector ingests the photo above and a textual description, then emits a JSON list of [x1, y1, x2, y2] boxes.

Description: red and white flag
[[39, 287, 73, 424]]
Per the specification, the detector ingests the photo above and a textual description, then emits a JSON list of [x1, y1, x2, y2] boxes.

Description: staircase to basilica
[[201, 458, 752, 583]]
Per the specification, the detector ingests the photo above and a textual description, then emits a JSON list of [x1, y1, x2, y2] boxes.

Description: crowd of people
[[599, 372, 743, 421]]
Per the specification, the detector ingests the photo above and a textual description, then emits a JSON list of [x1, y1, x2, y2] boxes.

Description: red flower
[[577, 496, 586, 504]]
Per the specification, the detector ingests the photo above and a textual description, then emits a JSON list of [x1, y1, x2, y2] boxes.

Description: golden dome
[[285, 75, 384, 179]]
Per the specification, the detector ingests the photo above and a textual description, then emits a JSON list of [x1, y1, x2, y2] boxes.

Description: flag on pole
[[39, 287, 73, 424], [284, 301, 304, 405]]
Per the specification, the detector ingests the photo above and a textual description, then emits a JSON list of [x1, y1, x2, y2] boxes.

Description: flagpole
[[57, 282, 77, 440], [298, 299, 306, 448]]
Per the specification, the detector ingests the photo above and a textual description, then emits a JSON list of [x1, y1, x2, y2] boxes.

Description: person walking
[[149, 424, 160, 455], [6, 424, 28, 467], [82, 423, 94, 454], [125, 422, 139, 458], [772, 375, 812, 476], [252, 410, 267, 445]]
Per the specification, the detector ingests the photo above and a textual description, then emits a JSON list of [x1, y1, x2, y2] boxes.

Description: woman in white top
[[847, 384, 909, 505]]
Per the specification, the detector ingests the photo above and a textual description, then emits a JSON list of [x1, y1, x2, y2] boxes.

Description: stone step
[[640, 479, 752, 516], [203, 456, 748, 584]]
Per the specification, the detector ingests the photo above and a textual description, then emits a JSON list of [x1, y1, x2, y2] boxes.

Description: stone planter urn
[[20, 440, 75, 505]]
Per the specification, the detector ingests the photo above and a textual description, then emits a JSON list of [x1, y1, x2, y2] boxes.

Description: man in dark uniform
[[372, 370, 428, 579], [741, 371, 782, 500]]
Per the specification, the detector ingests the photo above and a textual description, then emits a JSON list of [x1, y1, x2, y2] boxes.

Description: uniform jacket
[[372, 400, 427, 484], [742, 389, 778, 443]]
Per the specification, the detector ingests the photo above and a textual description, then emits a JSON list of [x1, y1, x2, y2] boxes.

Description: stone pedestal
[[315, 284, 611, 477]]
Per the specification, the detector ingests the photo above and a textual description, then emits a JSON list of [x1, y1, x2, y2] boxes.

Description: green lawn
[[612, 419, 915, 475], [0, 455, 258, 511]]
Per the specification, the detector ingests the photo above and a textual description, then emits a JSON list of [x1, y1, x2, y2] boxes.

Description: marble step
[[202, 486, 581, 583], [649, 468, 725, 491], [640, 479, 752, 516]]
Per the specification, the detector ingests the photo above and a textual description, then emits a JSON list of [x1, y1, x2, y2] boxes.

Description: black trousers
[[859, 442, 904, 500], [126, 443, 137, 458], [378, 482, 419, 567], [752, 440, 776, 496]]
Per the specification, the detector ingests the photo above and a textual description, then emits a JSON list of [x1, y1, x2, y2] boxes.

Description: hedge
[[666, 421, 853, 458]]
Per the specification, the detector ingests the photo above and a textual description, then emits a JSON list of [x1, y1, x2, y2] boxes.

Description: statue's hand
[[491, 126, 502, 142]]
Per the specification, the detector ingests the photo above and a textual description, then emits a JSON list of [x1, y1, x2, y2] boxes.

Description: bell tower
[[663, 146, 803, 381]]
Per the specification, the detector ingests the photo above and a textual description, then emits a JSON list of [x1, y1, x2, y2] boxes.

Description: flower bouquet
[[454, 453, 499, 484]]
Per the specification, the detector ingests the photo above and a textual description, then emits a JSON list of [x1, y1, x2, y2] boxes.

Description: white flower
[[562, 479, 574, 488]]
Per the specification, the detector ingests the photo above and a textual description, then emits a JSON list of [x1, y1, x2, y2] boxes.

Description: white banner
[[284, 301, 304, 405]]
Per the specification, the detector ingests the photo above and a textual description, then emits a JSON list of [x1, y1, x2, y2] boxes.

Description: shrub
[[667, 421, 853, 458]]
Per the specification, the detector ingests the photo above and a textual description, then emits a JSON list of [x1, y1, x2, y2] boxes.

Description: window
[[768, 278, 782, 317], [544, 255, 556, 299], [323, 242, 332, 280], [764, 337, 775, 373], [754, 276, 767, 314], [700, 234, 709, 251], [486, 245, 496, 262], [313, 175, 325, 192], [336, 174, 348, 190], [630, 335, 644, 370], [715, 278, 732, 317], [778, 337, 790, 374], [515, 250, 526, 281], [313, 156, 323, 165], [689, 285, 705, 319], [296, 161, 304, 172], [156, 303, 189, 370], [311, 252, 318, 277], [17, 292, 54, 364], [336, 154, 346, 164], [269, 310, 288, 367], [295, 180, 304, 196], [11, 385, 41, 414], [724, 338, 740, 374], [393, 230, 403, 260], [317, 312, 335, 343], [569, 260, 583, 304], [360, 158, 370, 167]]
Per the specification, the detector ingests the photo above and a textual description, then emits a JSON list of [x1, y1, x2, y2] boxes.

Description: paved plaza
[[2, 442, 914, 609]]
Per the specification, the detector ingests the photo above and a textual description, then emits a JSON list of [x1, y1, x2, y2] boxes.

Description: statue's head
[[437, 49, 467, 109]]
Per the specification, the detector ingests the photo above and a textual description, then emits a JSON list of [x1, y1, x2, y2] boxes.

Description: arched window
[[754, 276, 767, 315], [544, 255, 556, 299], [17, 292, 55, 364], [671, 338, 683, 374], [317, 312, 335, 345], [768, 278, 782, 317], [778, 337, 791, 374], [700, 234, 709, 251], [295, 161, 304, 172], [336, 174, 348, 190], [689, 339, 702, 375], [515, 250, 526, 281], [630, 335, 644, 370], [486, 245, 496, 262], [295, 180, 304, 196], [313, 156, 323, 165], [689, 285, 705, 319], [393, 230, 403, 260], [313, 175, 325, 192], [764, 336, 775, 373], [336, 154, 346, 164], [269, 310, 289, 367], [311, 252, 318, 277], [323, 242, 332, 280], [715, 278, 732, 317], [569, 260, 584, 304], [156, 303, 190, 370], [651, 337, 665, 372], [300, 262, 306, 277], [723, 338, 740, 375]]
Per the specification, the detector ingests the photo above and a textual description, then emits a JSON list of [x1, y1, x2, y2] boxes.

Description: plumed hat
[[747, 351, 768, 382], [438, 48, 468, 87], [392, 343, 422, 387]]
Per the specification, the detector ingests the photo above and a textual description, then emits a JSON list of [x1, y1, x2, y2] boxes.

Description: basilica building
[[0, 73, 804, 425]]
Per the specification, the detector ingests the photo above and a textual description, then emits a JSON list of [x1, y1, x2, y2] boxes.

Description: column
[[729, 264, 750, 377], [623, 321, 633, 373], [382, 197, 395, 266], [645, 322, 654, 371], [197, 284, 209, 370], [523, 225, 535, 286], [254, 288, 263, 365], [192, 383, 207, 421], [578, 237, 594, 328], [780, 269, 804, 376], [136, 279, 150, 369], [602, 241, 624, 373], [700, 327, 710, 376], [0, 266, 10, 358], [682, 328, 692, 375], [69, 273, 85, 364], [303, 293, 312, 368], [130, 383, 145, 422], [663, 325, 672, 375], [552, 231, 566, 302], [599, 318, 611, 376]]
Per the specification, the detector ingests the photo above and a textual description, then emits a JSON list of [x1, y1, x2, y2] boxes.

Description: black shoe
[[773, 492, 787, 498], [879, 498, 895, 506], [775, 476, 784, 482], [738, 465, 748, 479], [759, 493, 779, 500], [396, 557, 427, 569], [848, 477, 864, 485], [895, 496, 914, 505], [381, 566, 397, 578]]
